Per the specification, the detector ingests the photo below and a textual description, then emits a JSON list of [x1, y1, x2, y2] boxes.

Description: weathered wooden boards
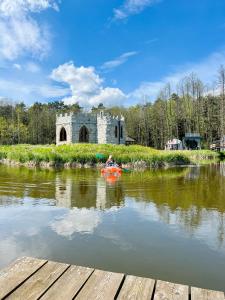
[[76, 270, 124, 300], [41, 265, 93, 300], [154, 280, 189, 300], [6, 261, 69, 300], [0, 257, 46, 299], [117, 275, 155, 299], [0, 257, 224, 300], [191, 287, 225, 300]]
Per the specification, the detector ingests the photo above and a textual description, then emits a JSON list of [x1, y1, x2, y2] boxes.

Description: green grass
[[0, 144, 220, 168]]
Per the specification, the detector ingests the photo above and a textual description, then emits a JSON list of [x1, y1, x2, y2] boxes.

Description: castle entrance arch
[[60, 127, 67, 142], [79, 126, 89, 143]]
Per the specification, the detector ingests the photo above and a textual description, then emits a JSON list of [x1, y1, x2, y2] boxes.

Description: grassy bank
[[0, 144, 220, 168]]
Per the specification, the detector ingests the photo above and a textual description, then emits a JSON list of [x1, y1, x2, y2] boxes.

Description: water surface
[[0, 164, 225, 292]]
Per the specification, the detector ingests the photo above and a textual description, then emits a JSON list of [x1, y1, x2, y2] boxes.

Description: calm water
[[0, 164, 225, 292]]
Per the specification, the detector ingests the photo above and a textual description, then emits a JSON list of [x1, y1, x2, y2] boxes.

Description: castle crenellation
[[56, 111, 126, 145]]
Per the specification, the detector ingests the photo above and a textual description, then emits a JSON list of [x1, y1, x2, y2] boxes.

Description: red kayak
[[101, 166, 122, 175]]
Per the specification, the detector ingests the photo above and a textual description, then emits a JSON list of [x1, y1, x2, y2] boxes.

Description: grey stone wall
[[71, 113, 97, 143], [106, 117, 125, 145], [96, 113, 108, 144], [56, 113, 73, 145], [56, 111, 126, 145], [97, 112, 126, 144]]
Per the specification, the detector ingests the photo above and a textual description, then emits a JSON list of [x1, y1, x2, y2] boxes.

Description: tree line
[[0, 66, 225, 149]]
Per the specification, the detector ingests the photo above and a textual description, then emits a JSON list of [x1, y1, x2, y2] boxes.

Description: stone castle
[[56, 111, 126, 145]]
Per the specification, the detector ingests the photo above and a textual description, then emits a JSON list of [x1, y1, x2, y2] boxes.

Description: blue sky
[[0, 0, 225, 107]]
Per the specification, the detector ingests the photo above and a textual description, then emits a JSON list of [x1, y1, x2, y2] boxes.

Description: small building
[[210, 140, 220, 151], [183, 133, 201, 150], [210, 136, 225, 151], [125, 136, 136, 146], [165, 139, 183, 150], [56, 111, 126, 145]]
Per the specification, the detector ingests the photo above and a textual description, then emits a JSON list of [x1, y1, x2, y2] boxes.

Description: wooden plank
[[1, 257, 225, 300], [0, 257, 46, 299], [75, 269, 124, 300], [40, 265, 94, 300], [191, 287, 225, 300], [117, 275, 155, 300], [6, 261, 69, 300], [153, 280, 189, 300]]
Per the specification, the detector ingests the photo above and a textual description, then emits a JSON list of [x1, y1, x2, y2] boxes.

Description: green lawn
[[0, 144, 220, 167]]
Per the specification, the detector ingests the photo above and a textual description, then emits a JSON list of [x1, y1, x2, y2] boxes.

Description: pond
[[0, 164, 225, 292]]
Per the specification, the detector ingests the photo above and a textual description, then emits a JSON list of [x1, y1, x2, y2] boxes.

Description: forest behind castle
[[1, 67, 225, 149]]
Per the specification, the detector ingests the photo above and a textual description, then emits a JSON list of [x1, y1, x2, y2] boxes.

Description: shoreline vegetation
[[0, 144, 222, 170]]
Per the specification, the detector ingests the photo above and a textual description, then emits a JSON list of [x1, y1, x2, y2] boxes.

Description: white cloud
[[145, 38, 159, 44], [26, 61, 41, 73], [89, 87, 126, 106], [13, 63, 22, 70], [101, 51, 138, 71], [12, 61, 41, 72], [51, 61, 127, 107], [130, 81, 164, 102], [130, 49, 225, 102], [0, 0, 59, 60], [0, 16, 50, 60], [0, 0, 58, 16], [113, 0, 161, 20], [51, 62, 103, 95]]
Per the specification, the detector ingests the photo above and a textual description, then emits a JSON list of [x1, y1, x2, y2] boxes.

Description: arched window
[[79, 126, 89, 143], [120, 126, 123, 138], [115, 126, 118, 138], [60, 127, 67, 142]]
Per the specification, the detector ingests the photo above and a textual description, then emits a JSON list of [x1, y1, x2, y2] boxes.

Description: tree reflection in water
[[0, 164, 225, 253]]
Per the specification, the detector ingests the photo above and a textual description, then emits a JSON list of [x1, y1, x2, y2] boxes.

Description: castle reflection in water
[[55, 174, 124, 210]]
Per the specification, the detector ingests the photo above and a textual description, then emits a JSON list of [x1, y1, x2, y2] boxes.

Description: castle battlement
[[97, 111, 124, 122], [56, 112, 73, 118]]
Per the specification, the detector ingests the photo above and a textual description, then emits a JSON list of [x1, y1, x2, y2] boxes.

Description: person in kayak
[[105, 155, 122, 169], [106, 155, 115, 167]]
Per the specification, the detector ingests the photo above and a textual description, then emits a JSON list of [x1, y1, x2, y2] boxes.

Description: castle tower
[[97, 111, 126, 144], [55, 175, 73, 208], [56, 113, 73, 145]]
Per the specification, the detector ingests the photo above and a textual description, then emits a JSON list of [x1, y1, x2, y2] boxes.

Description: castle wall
[[106, 118, 126, 145], [97, 113, 126, 144], [71, 113, 97, 143], [56, 111, 126, 145]]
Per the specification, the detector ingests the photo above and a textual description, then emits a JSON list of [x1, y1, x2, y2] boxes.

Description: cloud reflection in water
[[50, 208, 101, 238]]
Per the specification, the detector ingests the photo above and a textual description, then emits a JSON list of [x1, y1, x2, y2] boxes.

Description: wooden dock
[[0, 257, 224, 300]]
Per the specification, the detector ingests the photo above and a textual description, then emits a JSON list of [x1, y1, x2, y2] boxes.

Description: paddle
[[96, 153, 106, 160], [121, 168, 131, 173]]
